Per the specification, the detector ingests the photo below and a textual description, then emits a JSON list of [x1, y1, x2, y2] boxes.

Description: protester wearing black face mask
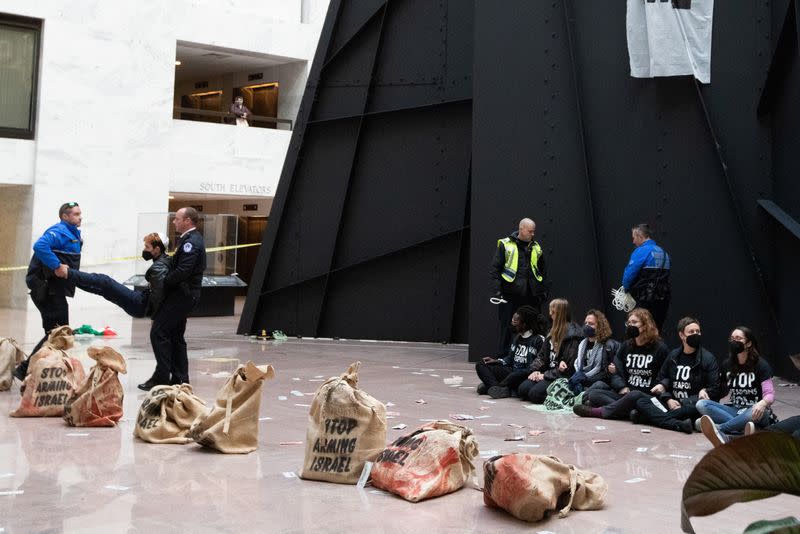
[[630, 316, 721, 433], [575, 308, 668, 420], [696, 326, 776, 447], [567, 310, 620, 393], [65, 232, 171, 318]]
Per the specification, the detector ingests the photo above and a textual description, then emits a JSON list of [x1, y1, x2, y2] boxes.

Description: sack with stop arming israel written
[[300, 362, 387, 484]]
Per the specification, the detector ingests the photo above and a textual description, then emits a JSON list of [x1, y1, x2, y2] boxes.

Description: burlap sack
[[370, 420, 479, 502], [299, 361, 387, 484], [64, 346, 127, 427], [134, 384, 207, 444], [188, 361, 275, 454], [0, 337, 26, 391], [10, 326, 86, 417], [483, 453, 607, 522]]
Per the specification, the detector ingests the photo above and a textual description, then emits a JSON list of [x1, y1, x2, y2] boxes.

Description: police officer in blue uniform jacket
[[622, 223, 671, 331], [140, 207, 206, 390], [15, 202, 83, 380]]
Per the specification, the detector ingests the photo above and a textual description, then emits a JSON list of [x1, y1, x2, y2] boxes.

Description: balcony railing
[[174, 107, 293, 130]]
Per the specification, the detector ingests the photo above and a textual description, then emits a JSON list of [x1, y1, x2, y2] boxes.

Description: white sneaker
[[700, 415, 728, 448], [694, 418, 702, 432], [744, 421, 756, 436]]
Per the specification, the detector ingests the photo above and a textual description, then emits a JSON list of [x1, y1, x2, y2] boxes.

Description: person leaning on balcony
[[230, 96, 251, 127]]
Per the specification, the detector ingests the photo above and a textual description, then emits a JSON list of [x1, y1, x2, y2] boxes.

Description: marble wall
[[167, 120, 291, 197], [0, 1, 328, 312], [0, 185, 34, 310], [0, 139, 35, 185]]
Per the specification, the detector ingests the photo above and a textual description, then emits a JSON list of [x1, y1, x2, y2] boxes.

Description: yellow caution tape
[[0, 242, 261, 272]]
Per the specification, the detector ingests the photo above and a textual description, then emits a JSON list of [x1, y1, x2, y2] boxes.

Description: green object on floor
[[272, 330, 288, 341], [73, 324, 103, 335]]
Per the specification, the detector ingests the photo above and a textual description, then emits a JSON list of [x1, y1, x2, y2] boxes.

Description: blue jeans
[[696, 399, 771, 434], [71, 270, 147, 318]]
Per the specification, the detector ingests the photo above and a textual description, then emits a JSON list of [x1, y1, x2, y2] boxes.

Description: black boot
[[13, 359, 29, 381]]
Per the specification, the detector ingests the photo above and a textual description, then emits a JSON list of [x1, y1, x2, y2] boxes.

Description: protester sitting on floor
[[627, 316, 721, 434], [574, 308, 668, 420], [476, 305, 545, 398], [517, 298, 582, 404], [568, 309, 620, 393], [67, 232, 170, 318], [697, 326, 776, 447]]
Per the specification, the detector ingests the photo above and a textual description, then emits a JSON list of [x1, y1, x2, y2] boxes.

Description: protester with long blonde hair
[[517, 298, 582, 403]]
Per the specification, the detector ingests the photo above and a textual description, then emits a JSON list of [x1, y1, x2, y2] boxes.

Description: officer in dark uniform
[[489, 218, 549, 354], [15, 202, 83, 380], [139, 207, 206, 390]]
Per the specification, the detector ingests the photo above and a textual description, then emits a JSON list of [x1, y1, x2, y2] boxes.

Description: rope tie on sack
[[559, 465, 579, 518]]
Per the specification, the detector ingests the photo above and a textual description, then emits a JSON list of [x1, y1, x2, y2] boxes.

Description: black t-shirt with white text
[[726, 359, 772, 407], [501, 332, 545, 371], [671, 352, 703, 400], [611, 339, 669, 393]]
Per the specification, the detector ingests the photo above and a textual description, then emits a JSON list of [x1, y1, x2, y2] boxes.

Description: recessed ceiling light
[[175, 60, 182, 66]]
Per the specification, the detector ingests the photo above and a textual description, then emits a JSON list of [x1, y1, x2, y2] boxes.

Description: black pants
[[500, 369, 532, 390], [71, 270, 147, 318], [585, 382, 622, 407], [497, 293, 543, 353], [517, 378, 552, 403], [31, 293, 69, 356], [475, 363, 512, 388], [16, 293, 69, 377], [150, 293, 195, 384], [599, 390, 649, 419], [635, 396, 698, 432], [638, 298, 669, 334], [766, 415, 800, 439]]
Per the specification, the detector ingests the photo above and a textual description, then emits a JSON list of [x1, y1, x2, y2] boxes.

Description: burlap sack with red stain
[[188, 361, 275, 454], [370, 420, 479, 502], [0, 337, 26, 391], [134, 384, 207, 444], [299, 361, 387, 484], [10, 326, 86, 417], [483, 453, 607, 522], [64, 346, 127, 427]]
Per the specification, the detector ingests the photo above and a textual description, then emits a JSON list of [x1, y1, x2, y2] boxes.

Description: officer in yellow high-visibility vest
[[489, 218, 549, 353]]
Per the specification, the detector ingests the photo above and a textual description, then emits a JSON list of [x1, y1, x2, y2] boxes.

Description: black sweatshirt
[[657, 346, 721, 404], [609, 339, 669, 393], [500, 332, 545, 370], [530, 323, 583, 380]]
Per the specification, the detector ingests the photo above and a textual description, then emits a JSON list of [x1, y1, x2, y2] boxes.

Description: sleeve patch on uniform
[[183, 242, 193, 253]]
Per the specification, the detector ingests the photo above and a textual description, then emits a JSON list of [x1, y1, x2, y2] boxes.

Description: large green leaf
[[743, 517, 800, 534], [681, 432, 800, 533]]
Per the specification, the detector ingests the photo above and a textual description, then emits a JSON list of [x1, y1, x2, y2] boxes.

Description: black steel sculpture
[[240, 0, 800, 381]]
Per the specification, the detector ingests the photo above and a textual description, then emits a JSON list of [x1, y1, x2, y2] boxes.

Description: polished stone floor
[[1, 300, 799, 533]]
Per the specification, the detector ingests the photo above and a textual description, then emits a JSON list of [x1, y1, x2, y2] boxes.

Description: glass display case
[[126, 212, 246, 316]]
